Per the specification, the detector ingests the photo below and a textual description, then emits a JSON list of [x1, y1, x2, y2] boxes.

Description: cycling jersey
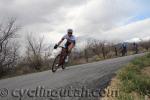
[[62, 34, 76, 48], [62, 34, 76, 43]]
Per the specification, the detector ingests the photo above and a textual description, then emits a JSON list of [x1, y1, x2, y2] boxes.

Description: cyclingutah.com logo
[[0, 86, 120, 99], [0, 88, 8, 97]]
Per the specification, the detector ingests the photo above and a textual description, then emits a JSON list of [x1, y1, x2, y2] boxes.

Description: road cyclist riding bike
[[52, 29, 76, 72]]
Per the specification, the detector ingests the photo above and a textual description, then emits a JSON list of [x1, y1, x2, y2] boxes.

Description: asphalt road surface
[[0, 53, 145, 100]]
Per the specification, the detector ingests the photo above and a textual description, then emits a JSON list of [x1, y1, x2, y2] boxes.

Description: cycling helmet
[[67, 29, 73, 33]]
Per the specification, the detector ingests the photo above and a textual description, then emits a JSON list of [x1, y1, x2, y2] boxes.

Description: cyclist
[[54, 29, 76, 62], [121, 42, 127, 56]]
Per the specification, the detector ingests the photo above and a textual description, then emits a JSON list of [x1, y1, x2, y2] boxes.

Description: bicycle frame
[[51, 46, 68, 72], [57, 46, 68, 66]]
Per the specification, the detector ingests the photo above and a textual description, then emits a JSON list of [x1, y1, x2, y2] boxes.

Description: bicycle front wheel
[[52, 54, 60, 72]]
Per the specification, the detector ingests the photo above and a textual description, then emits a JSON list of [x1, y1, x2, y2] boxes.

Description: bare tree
[[0, 19, 20, 75], [104, 43, 114, 58], [87, 39, 106, 58], [25, 34, 45, 70], [112, 43, 122, 57], [84, 49, 89, 62], [140, 40, 150, 51], [83, 40, 94, 62]]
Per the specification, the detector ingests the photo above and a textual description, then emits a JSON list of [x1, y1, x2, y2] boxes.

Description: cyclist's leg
[[64, 43, 75, 62], [68, 42, 75, 55], [59, 48, 67, 65]]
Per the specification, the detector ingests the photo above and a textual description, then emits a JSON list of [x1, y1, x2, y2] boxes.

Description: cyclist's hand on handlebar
[[54, 44, 58, 49]]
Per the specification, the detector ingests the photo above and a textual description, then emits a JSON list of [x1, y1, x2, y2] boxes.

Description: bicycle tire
[[52, 54, 60, 72], [61, 54, 66, 70]]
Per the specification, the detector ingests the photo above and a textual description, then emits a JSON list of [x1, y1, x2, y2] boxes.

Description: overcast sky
[[0, 0, 150, 44]]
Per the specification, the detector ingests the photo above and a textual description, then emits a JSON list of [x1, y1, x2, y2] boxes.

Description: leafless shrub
[[83, 40, 95, 62], [104, 43, 114, 58], [140, 40, 150, 51], [0, 19, 20, 76], [25, 34, 46, 70], [88, 39, 106, 58], [112, 44, 119, 56]]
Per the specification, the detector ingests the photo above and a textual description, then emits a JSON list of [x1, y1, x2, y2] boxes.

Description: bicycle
[[51, 46, 68, 72]]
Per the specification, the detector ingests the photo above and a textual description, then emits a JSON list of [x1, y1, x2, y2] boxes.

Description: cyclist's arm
[[58, 38, 64, 46]]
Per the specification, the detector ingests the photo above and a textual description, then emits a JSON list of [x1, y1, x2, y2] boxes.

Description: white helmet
[[67, 29, 73, 33]]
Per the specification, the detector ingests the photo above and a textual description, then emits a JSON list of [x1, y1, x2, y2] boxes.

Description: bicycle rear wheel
[[52, 54, 60, 72]]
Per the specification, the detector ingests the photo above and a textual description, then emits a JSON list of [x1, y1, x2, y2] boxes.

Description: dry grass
[[101, 77, 150, 100], [141, 66, 150, 77], [101, 53, 150, 100]]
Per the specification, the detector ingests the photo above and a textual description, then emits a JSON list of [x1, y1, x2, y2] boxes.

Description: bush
[[117, 92, 134, 100], [117, 53, 150, 97]]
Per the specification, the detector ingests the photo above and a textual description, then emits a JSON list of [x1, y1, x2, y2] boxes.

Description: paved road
[[0, 53, 145, 100]]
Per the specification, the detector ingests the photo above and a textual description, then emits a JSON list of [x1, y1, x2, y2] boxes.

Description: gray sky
[[0, 0, 150, 44]]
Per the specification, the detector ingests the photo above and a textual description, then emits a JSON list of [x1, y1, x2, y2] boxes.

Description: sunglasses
[[68, 32, 72, 34]]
